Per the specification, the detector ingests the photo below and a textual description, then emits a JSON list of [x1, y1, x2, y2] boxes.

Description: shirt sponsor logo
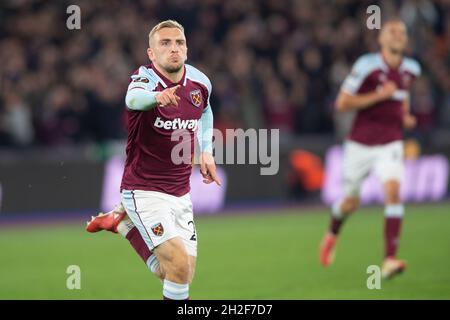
[[154, 117, 199, 131]]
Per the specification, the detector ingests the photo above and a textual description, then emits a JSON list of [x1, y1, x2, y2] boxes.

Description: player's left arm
[[198, 80, 221, 186], [402, 58, 422, 130], [402, 94, 417, 130]]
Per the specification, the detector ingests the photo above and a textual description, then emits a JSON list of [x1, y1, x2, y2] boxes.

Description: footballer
[[87, 20, 220, 300], [319, 18, 421, 279]]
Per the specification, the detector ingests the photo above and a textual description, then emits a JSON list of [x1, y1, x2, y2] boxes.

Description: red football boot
[[382, 257, 406, 279], [319, 232, 337, 267], [86, 204, 126, 234]]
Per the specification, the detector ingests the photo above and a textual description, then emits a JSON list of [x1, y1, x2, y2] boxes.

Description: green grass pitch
[[1, 203, 449, 299]]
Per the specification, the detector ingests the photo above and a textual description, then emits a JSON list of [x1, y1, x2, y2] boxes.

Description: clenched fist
[[378, 81, 397, 100], [403, 113, 417, 130]]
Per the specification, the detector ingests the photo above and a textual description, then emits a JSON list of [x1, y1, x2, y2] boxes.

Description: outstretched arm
[[126, 85, 181, 111], [125, 88, 158, 111]]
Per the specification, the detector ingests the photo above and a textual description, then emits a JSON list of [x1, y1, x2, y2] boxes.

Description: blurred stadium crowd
[[0, 0, 449, 148]]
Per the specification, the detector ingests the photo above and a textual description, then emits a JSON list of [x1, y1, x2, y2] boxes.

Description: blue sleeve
[[198, 105, 213, 154], [125, 88, 158, 111], [125, 66, 159, 111]]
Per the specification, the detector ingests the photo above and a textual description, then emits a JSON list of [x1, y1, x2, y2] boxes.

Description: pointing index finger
[[170, 85, 181, 93], [208, 168, 222, 186]]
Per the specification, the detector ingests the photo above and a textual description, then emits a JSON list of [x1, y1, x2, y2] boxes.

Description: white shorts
[[343, 140, 404, 197], [121, 190, 197, 257]]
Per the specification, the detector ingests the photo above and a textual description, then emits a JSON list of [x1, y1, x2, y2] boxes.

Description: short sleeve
[[127, 67, 159, 92], [341, 55, 377, 95]]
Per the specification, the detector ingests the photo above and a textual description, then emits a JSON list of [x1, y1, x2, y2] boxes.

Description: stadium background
[[0, 0, 449, 299]]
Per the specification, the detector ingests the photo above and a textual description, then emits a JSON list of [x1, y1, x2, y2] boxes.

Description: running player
[[319, 19, 421, 279], [87, 20, 220, 300]]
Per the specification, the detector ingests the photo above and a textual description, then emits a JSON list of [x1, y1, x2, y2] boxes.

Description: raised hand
[[155, 85, 181, 107]]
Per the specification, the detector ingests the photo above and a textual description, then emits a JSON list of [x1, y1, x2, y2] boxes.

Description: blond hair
[[148, 20, 185, 47], [381, 17, 406, 32]]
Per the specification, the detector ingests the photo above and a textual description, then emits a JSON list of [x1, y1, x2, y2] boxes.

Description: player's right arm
[[125, 69, 180, 111], [336, 82, 397, 112], [335, 55, 397, 112]]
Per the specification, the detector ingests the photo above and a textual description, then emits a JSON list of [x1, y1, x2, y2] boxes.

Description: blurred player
[[319, 19, 421, 279], [87, 20, 220, 300]]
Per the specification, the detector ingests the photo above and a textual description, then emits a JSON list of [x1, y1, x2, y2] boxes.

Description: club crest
[[151, 223, 164, 236], [190, 89, 202, 107]]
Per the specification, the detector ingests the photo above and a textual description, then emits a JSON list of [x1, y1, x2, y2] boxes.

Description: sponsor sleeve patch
[[132, 77, 150, 83]]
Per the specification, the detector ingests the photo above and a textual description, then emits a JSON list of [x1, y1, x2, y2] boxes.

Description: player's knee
[[171, 263, 190, 283], [384, 180, 401, 204], [386, 193, 400, 204], [167, 254, 190, 283], [342, 197, 359, 214]]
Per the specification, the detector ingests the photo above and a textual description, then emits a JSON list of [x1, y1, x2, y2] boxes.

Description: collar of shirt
[[151, 63, 187, 88]]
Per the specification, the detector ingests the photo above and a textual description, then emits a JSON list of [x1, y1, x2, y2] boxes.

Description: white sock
[[116, 214, 134, 238], [146, 254, 161, 275], [385, 204, 404, 218], [331, 200, 344, 219], [163, 279, 189, 300], [114, 203, 125, 213]]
